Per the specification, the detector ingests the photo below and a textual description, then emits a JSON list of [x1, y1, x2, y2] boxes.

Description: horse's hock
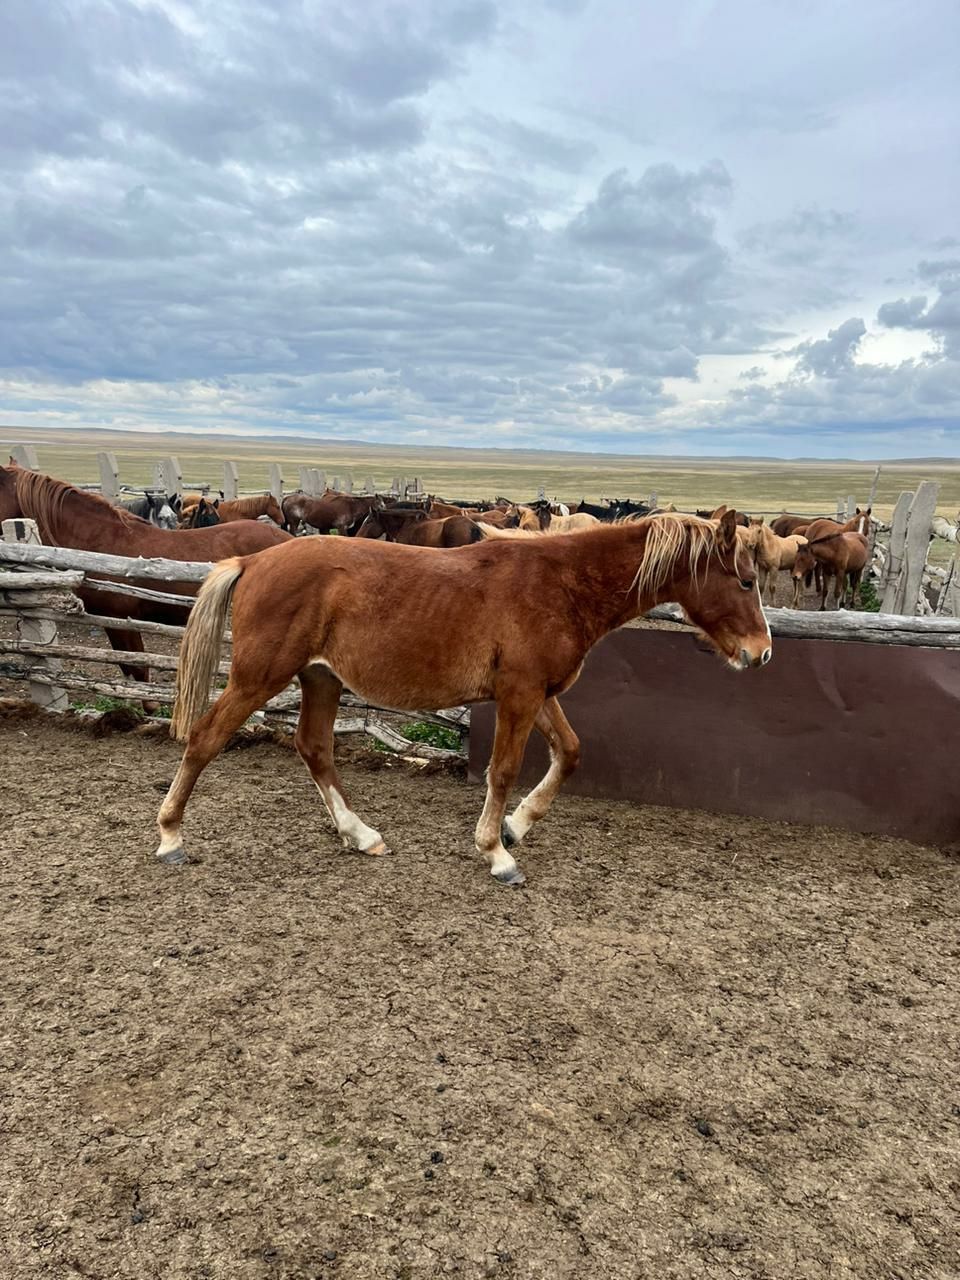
[[470, 622, 960, 848]]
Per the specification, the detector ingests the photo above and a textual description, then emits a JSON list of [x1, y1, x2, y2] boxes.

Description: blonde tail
[[170, 559, 244, 741]]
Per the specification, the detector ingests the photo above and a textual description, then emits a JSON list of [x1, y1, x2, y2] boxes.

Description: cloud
[[791, 318, 866, 378], [0, 0, 959, 456]]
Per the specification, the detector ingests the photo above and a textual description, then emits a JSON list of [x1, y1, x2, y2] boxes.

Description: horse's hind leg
[[296, 665, 388, 856], [476, 691, 542, 886], [502, 697, 579, 850], [156, 683, 275, 865]]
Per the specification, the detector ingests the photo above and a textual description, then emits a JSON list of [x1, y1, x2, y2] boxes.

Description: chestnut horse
[[216, 494, 284, 525], [791, 531, 869, 609], [158, 510, 771, 885], [355, 508, 483, 547], [0, 466, 290, 687], [280, 490, 379, 536]]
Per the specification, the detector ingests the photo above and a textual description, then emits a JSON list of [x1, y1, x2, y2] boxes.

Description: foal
[[158, 511, 771, 885]]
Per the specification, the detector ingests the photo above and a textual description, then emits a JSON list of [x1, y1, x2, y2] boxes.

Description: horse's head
[[151, 494, 179, 530], [791, 539, 817, 582], [264, 495, 284, 526], [355, 510, 385, 539], [852, 506, 873, 537], [671, 510, 771, 671]]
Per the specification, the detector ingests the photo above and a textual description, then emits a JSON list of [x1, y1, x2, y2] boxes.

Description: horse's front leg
[[476, 692, 542, 886], [502, 697, 580, 851]]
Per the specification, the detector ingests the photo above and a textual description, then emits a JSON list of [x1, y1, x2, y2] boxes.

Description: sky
[[1, 0, 959, 458]]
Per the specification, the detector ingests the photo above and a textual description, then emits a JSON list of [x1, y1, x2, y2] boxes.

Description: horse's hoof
[[493, 865, 526, 887], [500, 820, 519, 849], [364, 840, 391, 857], [156, 844, 186, 866]]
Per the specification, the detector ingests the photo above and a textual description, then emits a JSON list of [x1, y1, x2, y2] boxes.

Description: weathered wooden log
[[0, 606, 209, 640], [645, 603, 960, 645], [5, 667, 176, 702], [364, 719, 463, 759], [84, 577, 197, 607], [0, 570, 85, 591], [932, 515, 959, 542], [0, 541, 212, 581], [0, 638, 231, 677]]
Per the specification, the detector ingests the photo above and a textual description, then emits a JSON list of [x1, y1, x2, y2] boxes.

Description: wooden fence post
[[222, 461, 239, 501], [10, 444, 39, 470], [1, 518, 68, 711], [269, 464, 283, 503], [161, 456, 183, 497], [880, 491, 914, 613], [298, 467, 312, 494], [867, 465, 881, 510], [896, 481, 940, 615], [342, 474, 353, 494], [97, 452, 120, 503], [312, 469, 325, 495], [364, 476, 376, 495]]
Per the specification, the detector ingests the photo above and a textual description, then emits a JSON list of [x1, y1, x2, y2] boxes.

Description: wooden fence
[[6, 442, 958, 615], [0, 527, 468, 759]]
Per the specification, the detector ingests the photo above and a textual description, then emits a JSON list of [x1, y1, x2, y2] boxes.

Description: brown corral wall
[[468, 629, 960, 847]]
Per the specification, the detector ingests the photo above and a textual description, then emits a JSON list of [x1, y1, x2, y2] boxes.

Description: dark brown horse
[[791, 531, 869, 609], [280, 490, 378, 535], [178, 496, 221, 528], [356, 509, 483, 546], [158, 510, 771, 885], [0, 465, 290, 687]]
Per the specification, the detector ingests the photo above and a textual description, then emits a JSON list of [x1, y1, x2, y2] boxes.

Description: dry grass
[[4, 426, 960, 522]]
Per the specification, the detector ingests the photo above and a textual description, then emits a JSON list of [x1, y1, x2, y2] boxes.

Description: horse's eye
[[739, 578, 754, 591]]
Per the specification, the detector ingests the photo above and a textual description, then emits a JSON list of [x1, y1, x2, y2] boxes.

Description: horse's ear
[[750, 515, 763, 527], [719, 507, 738, 550], [219, 490, 225, 500], [712, 504, 728, 520], [796, 536, 808, 546]]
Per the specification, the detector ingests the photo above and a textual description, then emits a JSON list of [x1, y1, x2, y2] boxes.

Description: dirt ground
[[1, 710, 959, 1280]]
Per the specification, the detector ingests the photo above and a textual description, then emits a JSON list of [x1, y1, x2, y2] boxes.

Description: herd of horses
[[0, 460, 873, 884]]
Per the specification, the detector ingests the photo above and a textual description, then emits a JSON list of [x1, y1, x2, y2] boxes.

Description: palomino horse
[[355, 508, 483, 547], [281, 490, 379, 536], [791, 531, 868, 609], [157, 510, 771, 884], [737, 518, 808, 603], [0, 466, 290, 689]]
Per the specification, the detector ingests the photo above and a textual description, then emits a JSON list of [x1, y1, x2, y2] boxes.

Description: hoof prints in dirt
[[1, 716, 959, 1279]]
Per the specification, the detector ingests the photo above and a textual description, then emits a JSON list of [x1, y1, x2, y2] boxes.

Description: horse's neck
[[560, 526, 667, 640], [53, 489, 140, 550]]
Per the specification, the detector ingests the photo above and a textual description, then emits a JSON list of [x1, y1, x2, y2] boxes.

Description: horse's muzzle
[[740, 646, 772, 670]]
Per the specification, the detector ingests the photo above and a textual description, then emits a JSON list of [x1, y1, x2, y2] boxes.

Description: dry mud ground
[[1, 711, 958, 1280]]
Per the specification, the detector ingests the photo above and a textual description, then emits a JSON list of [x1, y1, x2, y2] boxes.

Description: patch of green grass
[[858, 580, 882, 612], [72, 695, 144, 717], [401, 721, 462, 751]]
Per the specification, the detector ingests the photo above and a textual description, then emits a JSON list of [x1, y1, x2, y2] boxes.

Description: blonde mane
[[628, 512, 718, 598], [479, 512, 721, 599], [14, 469, 146, 544]]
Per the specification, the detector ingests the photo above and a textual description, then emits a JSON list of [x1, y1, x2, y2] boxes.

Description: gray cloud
[[791, 318, 866, 378], [1, 0, 959, 455]]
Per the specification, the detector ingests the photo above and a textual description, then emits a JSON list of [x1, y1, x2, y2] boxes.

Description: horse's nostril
[[740, 648, 750, 669]]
